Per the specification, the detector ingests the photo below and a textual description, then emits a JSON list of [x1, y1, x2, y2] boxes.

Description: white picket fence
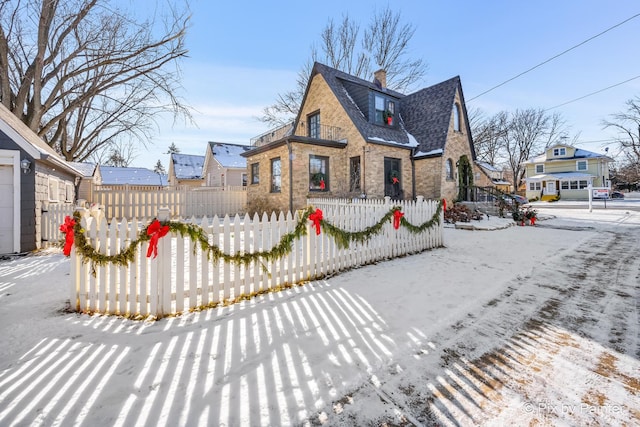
[[69, 197, 443, 318], [92, 185, 247, 219], [41, 203, 77, 247]]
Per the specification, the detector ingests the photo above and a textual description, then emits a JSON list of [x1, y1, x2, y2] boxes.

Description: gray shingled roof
[[310, 63, 411, 148], [309, 62, 470, 158], [170, 153, 204, 179], [401, 77, 461, 157]]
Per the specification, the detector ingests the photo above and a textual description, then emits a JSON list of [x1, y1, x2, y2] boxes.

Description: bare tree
[[472, 108, 568, 189], [91, 139, 136, 167], [602, 96, 640, 165], [260, 7, 427, 127], [502, 108, 567, 190], [0, 0, 190, 162], [471, 110, 509, 165]]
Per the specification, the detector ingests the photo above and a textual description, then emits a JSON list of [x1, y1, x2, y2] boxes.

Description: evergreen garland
[[68, 200, 443, 268]]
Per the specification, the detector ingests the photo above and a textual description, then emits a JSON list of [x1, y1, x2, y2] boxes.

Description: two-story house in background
[[241, 62, 478, 213], [523, 144, 613, 201]]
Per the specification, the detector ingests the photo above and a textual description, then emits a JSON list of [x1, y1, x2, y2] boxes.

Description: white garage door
[[0, 164, 14, 254]]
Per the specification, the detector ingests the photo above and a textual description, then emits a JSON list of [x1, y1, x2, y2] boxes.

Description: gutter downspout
[[411, 147, 416, 200], [286, 139, 293, 213]]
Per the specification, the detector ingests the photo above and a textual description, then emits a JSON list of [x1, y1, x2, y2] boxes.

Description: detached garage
[[0, 104, 81, 254]]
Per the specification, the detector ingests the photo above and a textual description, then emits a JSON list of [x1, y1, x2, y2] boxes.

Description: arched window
[[453, 103, 461, 132], [446, 158, 453, 180]]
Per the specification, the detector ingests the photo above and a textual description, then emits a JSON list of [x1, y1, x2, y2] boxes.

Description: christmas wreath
[[311, 172, 325, 186], [389, 170, 400, 184]]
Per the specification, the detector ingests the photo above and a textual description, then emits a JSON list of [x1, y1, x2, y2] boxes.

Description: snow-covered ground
[[0, 202, 639, 426]]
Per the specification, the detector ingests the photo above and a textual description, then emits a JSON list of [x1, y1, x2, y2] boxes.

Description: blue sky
[[131, 0, 640, 169]]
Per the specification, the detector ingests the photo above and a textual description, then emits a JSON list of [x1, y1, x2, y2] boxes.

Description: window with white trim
[[48, 177, 59, 202], [271, 158, 281, 193], [553, 147, 566, 156], [535, 164, 544, 174], [576, 160, 587, 171], [561, 181, 569, 190], [529, 182, 541, 191], [65, 182, 74, 202], [579, 180, 588, 189]]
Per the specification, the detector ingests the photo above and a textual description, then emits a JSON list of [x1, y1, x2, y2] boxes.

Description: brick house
[[0, 103, 81, 254], [241, 62, 478, 213]]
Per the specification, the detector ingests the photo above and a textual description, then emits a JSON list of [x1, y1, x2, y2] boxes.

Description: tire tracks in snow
[[377, 227, 640, 426]]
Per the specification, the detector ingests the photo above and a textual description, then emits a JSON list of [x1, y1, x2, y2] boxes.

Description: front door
[[546, 181, 556, 195], [384, 157, 402, 199]]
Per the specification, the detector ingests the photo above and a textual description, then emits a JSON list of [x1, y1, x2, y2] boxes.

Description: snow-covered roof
[[99, 166, 168, 186], [209, 142, 251, 168], [414, 148, 444, 158], [476, 161, 500, 172], [171, 153, 204, 179], [527, 172, 595, 181], [525, 146, 612, 163], [68, 162, 97, 177]]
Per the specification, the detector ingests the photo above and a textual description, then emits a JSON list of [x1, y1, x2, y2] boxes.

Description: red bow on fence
[[59, 216, 76, 256], [393, 210, 404, 230], [146, 219, 170, 259], [308, 209, 323, 235]]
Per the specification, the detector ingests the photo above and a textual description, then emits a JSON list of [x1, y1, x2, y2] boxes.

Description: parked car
[[610, 191, 624, 199], [494, 194, 529, 206]]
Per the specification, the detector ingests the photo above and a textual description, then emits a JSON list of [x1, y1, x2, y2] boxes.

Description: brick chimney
[[373, 69, 387, 88]]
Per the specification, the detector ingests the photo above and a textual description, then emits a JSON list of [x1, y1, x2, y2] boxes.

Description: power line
[[468, 12, 640, 102], [545, 74, 640, 110]]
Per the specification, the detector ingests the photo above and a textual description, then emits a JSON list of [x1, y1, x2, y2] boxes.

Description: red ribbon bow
[[442, 198, 447, 212], [393, 210, 404, 230], [59, 216, 76, 256], [392, 177, 399, 184], [308, 209, 323, 235], [146, 219, 170, 258], [319, 179, 325, 190]]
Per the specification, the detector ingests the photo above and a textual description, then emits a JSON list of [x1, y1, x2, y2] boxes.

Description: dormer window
[[553, 147, 566, 157], [374, 94, 395, 126]]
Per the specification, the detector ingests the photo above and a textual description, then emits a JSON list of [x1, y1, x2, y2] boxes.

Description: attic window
[[374, 95, 395, 126], [453, 103, 461, 132], [553, 147, 566, 156], [308, 112, 320, 138]]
